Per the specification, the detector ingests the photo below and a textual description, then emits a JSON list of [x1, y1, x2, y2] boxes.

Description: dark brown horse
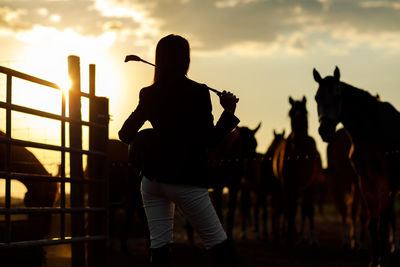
[[325, 127, 368, 250], [314, 66, 400, 266], [0, 131, 59, 266], [258, 129, 285, 241], [273, 96, 322, 247], [208, 123, 261, 240]]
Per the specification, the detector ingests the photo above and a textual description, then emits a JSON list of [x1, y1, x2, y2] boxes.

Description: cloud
[[0, 0, 145, 50], [0, 6, 32, 32], [15, 25, 117, 59], [37, 8, 49, 16], [360, 1, 400, 10], [2, 0, 400, 55], [92, 0, 159, 37], [215, 0, 260, 8], [49, 14, 61, 22], [91, 0, 400, 55]]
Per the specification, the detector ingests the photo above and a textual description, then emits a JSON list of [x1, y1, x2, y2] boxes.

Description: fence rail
[[0, 207, 105, 214], [0, 171, 105, 184], [0, 56, 109, 267], [0, 236, 106, 249], [0, 101, 107, 128], [0, 66, 60, 90]]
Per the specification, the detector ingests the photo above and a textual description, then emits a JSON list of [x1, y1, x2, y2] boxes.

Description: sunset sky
[[1, 0, 400, 186]]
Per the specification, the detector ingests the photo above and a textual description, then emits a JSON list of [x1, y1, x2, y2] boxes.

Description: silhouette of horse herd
[[2, 67, 400, 266]]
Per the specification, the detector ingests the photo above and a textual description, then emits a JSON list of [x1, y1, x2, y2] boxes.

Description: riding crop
[[124, 54, 222, 96]]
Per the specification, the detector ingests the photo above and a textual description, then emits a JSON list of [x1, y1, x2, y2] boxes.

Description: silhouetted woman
[[119, 34, 239, 266]]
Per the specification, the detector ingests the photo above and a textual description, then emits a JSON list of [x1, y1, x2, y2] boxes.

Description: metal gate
[[0, 55, 109, 267]]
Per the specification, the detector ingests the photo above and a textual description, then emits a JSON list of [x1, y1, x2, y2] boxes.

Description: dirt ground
[[40, 202, 400, 267], [107, 210, 400, 267]]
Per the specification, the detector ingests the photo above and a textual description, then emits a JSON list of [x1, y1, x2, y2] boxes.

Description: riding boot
[[208, 239, 237, 267], [150, 244, 172, 267]]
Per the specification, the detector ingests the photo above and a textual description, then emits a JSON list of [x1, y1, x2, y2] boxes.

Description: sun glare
[[61, 76, 72, 93], [7, 25, 116, 177]]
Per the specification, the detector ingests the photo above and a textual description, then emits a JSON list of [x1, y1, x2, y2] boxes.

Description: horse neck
[[340, 83, 378, 142], [290, 115, 308, 140], [266, 138, 281, 156], [220, 130, 249, 160]]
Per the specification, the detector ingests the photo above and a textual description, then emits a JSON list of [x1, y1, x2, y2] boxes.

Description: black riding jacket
[[119, 77, 240, 187]]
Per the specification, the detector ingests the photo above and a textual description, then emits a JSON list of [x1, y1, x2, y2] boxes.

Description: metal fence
[[0, 55, 109, 267]]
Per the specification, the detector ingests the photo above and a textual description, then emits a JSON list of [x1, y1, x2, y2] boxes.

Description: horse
[[313, 66, 400, 266], [272, 96, 323, 247], [325, 127, 368, 250], [241, 151, 264, 239], [208, 123, 261, 240], [258, 129, 285, 242], [0, 131, 59, 266]]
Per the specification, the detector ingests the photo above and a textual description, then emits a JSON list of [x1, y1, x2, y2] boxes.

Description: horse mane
[[266, 136, 283, 157], [341, 81, 378, 107], [340, 81, 400, 149]]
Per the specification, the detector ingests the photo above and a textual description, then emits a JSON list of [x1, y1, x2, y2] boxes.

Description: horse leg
[[369, 216, 380, 266], [213, 187, 224, 224], [356, 190, 370, 252], [254, 191, 267, 240], [271, 190, 281, 244], [227, 186, 238, 240], [121, 205, 133, 252], [307, 187, 316, 246], [261, 194, 268, 241], [352, 183, 365, 250], [332, 182, 351, 249], [299, 196, 308, 244], [342, 213, 350, 250], [254, 191, 260, 235], [301, 186, 316, 246], [389, 196, 400, 255], [341, 191, 351, 250], [379, 210, 391, 266], [285, 193, 297, 248], [240, 187, 251, 239]]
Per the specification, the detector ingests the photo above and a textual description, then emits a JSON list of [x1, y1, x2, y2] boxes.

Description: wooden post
[[89, 64, 95, 96], [5, 74, 12, 244], [68, 55, 86, 267], [87, 94, 109, 267]]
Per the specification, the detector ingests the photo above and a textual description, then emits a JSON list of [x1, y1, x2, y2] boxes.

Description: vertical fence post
[[68, 55, 85, 267], [87, 88, 109, 267], [5, 74, 12, 244]]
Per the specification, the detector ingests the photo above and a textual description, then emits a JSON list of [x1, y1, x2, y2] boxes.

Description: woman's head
[[154, 34, 190, 82]]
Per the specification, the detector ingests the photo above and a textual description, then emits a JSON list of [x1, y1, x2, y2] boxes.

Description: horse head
[[235, 122, 261, 159], [288, 95, 308, 137], [313, 66, 343, 142], [273, 129, 285, 141]]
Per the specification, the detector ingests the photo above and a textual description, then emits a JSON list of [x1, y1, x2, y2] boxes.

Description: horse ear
[[282, 129, 285, 137], [302, 96, 307, 104], [313, 68, 322, 83], [334, 66, 340, 81], [253, 122, 261, 134], [273, 129, 277, 136], [289, 96, 294, 105]]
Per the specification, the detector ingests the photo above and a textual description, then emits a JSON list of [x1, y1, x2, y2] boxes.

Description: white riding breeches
[[141, 176, 227, 249]]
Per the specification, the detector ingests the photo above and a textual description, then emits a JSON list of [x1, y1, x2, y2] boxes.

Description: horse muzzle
[[318, 118, 337, 142]]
